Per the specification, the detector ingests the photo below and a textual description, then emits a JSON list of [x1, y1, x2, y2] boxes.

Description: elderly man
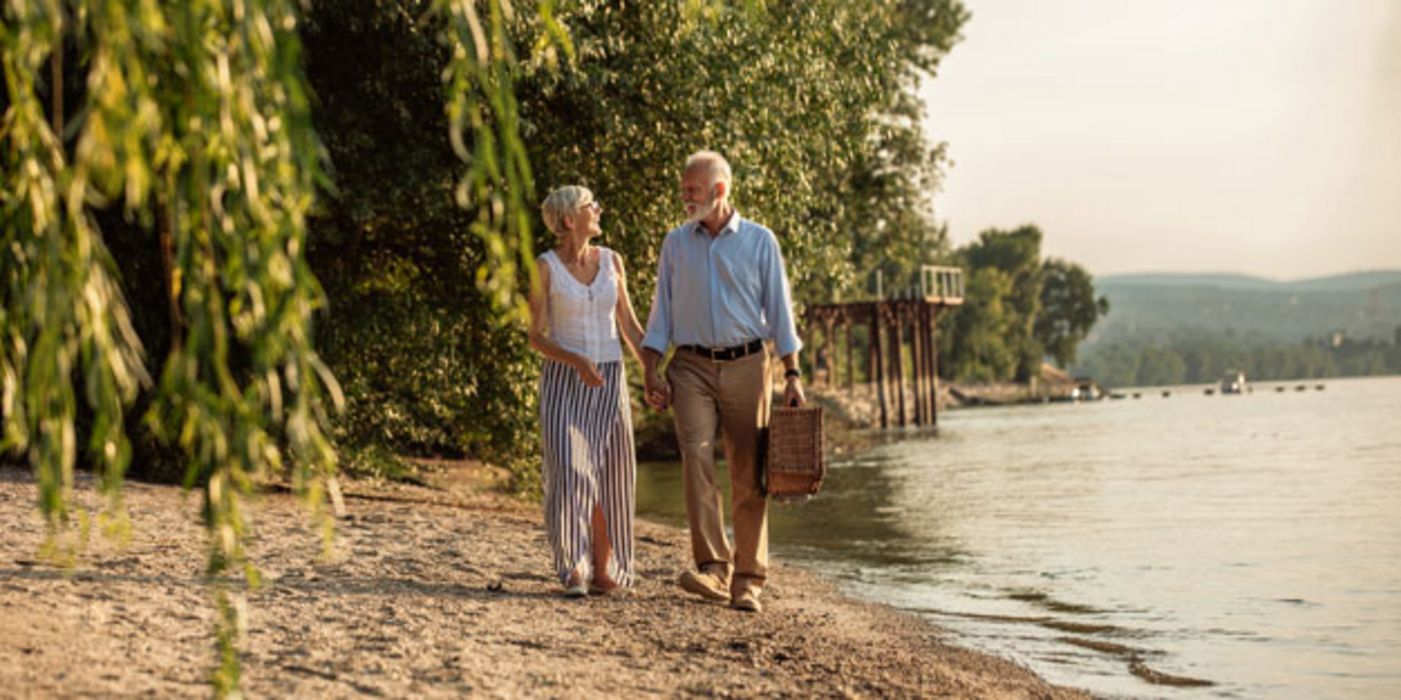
[[642, 150, 805, 613]]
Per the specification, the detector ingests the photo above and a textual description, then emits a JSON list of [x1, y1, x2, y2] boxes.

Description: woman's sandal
[[563, 570, 589, 598]]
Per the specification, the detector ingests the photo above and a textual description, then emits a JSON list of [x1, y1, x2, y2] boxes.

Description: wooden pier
[[803, 266, 964, 429]]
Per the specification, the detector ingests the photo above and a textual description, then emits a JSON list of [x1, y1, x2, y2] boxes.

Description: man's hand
[[783, 375, 805, 407], [642, 349, 671, 410], [644, 368, 671, 410]]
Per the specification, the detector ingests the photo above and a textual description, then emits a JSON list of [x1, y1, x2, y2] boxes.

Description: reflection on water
[[637, 376, 1401, 699]]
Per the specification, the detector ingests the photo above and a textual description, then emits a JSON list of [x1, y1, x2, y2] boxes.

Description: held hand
[[644, 370, 671, 410], [783, 376, 806, 408], [574, 357, 605, 387]]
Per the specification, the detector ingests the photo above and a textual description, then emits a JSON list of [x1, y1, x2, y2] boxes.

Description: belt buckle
[[702, 345, 729, 361]]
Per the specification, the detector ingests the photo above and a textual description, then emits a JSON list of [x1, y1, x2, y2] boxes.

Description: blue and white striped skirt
[[539, 359, 636, 586]]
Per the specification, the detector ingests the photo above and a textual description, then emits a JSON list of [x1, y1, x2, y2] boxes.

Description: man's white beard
[[686, 196, 716, 224]]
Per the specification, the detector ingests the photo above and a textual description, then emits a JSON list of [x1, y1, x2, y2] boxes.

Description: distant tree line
[[1087, 274, 1401, 347], [1072, 329, 1401, 388]]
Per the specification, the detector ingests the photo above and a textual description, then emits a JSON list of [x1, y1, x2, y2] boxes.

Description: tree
[[836, 0, 965, 300], [519, 0, 968, 303], [942, 267, 1018, 381], [940, 225, 1110, 383], [296, 0, 542, 480], [4, 1, 345, 689], [2, 0, 563, 693], [954, 226, 1044, 381], [1036, 258, 1109, 367]]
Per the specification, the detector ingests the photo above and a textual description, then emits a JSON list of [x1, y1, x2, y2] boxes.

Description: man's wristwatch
[[783, 368, 801, 381]]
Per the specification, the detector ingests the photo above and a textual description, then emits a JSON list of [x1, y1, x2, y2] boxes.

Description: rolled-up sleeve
[[642, 235, 673, 354], [762, 233, 803, 357]]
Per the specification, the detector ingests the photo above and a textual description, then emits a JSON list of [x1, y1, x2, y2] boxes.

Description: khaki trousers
[[667, 349, 771, 596]]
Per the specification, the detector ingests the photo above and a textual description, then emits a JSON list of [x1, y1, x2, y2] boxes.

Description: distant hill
[[1086, 270, 1401, 347]]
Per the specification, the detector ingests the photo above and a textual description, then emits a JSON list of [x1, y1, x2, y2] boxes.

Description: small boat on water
[[1069, 379, 1103, 401], [1220, 370, 1249, 395]]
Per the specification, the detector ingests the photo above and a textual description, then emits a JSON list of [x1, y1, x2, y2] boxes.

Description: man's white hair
[[685, 150, 733, 200], [540, 185, 593, 236]]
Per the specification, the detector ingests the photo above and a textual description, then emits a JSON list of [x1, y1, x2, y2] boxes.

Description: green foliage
[[2, 0, 150, 548], [340, 442, 422, 483], [437, 0, 569, 321], [5, 0, 342, 693], [965, 226, 1044, 380], [296, 0, 969, 490], [1037, 258, 1110, 367], [519, 0, 967, 304], [943, 267, 1018, 381], [1134, 346, 1188, 386], [940, 226, 1107, 382], [299, 0, 542, 482], [316, 297, 540, 471]]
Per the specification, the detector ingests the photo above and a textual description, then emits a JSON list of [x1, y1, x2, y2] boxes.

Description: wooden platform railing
[[803, 266, 964, 429]]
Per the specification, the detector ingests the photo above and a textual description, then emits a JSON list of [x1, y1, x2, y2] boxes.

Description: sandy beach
[[0, 465, 1087, 698]]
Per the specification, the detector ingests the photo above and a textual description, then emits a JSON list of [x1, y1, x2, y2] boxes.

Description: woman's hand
[[574, 356, 606, 387]]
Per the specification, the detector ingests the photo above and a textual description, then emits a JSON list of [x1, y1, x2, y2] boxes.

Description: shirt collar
[[693, 209, 741, 237]]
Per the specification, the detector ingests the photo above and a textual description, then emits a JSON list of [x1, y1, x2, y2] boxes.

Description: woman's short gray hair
[[541, 185, 594, 236]]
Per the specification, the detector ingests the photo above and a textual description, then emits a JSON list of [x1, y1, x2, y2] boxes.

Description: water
[[636, 375, 1401, 699]]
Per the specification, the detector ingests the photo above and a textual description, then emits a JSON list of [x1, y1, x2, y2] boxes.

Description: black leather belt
[[680, 339, 764, 361]]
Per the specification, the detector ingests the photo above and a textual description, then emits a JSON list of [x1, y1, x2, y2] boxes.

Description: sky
[[920, 0, 1401, 280]]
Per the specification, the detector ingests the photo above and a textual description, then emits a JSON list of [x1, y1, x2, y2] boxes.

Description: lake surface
[[636, 375, 1401, 699]]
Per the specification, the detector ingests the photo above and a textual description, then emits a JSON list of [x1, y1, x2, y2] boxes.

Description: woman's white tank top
[[543, 247, 622, 364]]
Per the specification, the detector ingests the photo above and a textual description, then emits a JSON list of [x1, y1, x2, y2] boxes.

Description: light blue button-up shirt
[[642, 212, 803, 358]]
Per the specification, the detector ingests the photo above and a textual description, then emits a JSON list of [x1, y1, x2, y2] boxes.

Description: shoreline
[[0, 465, 1088, 698], [636, 380, 1076, 461]]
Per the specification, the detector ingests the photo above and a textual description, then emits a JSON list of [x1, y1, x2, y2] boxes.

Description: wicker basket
[[763, 405, 825, 499]]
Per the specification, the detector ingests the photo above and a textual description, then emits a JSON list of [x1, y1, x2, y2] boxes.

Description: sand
[[0, 465, 1088, 698]]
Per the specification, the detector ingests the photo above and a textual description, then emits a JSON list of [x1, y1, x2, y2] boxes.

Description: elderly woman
[[528, 185, 645, 596]]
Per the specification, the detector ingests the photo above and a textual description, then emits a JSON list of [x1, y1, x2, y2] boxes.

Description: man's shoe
[[678, 570, 730, 602], [730, 589, 763, 613]]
